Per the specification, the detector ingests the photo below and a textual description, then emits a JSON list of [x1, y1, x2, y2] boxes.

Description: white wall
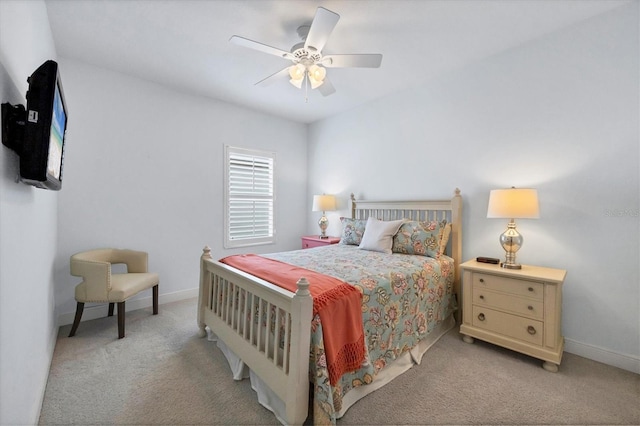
[[54, 59, 308, 322], [0, 1, 60, 424], [308, 3, 639, 372]]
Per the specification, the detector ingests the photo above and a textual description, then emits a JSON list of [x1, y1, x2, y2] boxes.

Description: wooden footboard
[[197, 247, 313, 425]]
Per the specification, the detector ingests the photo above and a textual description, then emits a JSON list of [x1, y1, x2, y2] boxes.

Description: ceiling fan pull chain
[[305, 74, 309, 103]]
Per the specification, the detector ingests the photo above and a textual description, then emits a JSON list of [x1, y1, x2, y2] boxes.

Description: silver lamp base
[[501, 261, 522, 270], [318, 214, 329, 239], [500, 219, 523, 269]]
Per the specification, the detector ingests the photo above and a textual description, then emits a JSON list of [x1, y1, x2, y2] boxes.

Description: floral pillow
[[392, 219, 451, 258], [339, 217, 367, 246]]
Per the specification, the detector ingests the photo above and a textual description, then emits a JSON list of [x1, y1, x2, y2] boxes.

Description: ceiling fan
[[230, 7, 382, 98]]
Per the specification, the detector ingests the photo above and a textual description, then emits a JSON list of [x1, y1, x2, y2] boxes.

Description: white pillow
[[358, 217, 405, 254]]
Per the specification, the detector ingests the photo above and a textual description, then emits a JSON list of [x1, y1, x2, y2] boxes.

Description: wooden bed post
[[285, 277, 313, 425], [450, 188, 463, 323], [351, 193, 357, 219], [197, 246, 212, 338]]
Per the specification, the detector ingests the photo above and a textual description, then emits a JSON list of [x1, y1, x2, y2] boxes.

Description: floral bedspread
[[264, 244, 456, 425]]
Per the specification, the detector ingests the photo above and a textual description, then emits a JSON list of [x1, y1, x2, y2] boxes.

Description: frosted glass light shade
[[308, 65, 326, 81], [308, 65, 326, 89], [309, 75, 324, 89], [289, 64, 305, 80], [289, 64, 305, 88]]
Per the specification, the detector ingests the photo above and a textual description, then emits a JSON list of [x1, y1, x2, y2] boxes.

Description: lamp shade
[[487, 188, 540, 219], [312, 194, 336, 212]]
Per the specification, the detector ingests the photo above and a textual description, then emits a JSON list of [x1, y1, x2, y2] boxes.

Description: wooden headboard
[[350, 188, 463, 315]]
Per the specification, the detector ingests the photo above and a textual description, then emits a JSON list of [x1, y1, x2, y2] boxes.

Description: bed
[[197, 189, 462, 425]]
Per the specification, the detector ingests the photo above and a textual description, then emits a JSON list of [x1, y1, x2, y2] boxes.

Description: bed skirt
[[210, 314, 456, 424]]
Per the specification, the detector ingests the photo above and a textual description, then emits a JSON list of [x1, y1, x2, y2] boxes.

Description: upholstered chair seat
[[69, 248, 159, 339]]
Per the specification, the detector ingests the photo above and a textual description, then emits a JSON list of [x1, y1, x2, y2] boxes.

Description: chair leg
[[152, 285, 159, 315], [108, 303, 115, 317], [117, 301, 125, 339], [68, 302, 84, 337]]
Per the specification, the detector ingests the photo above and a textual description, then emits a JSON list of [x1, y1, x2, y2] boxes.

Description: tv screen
[[47, 80, 66, 180], [20, 60, 68, 190]]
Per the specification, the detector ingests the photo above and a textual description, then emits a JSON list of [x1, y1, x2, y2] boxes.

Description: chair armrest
[[111, 249, 149, 273], [70, 257, 111, 301]]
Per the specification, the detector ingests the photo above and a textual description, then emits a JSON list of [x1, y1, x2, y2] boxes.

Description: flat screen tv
[[20, 60, 69, 190], [1, 60, 69, 190]]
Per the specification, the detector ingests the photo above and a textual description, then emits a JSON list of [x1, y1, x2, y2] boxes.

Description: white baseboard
[[564, 338, 640, 374], [57, 287, 199, 327], [35, 316, 61, 425]]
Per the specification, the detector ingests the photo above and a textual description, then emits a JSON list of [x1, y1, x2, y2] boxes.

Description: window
[[224, 145, 276, 248]]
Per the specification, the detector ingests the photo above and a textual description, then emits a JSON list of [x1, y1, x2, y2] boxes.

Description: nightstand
[[301, 235, 340, 249], [459, 259, 566, 372]]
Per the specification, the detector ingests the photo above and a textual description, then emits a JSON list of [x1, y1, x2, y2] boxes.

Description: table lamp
[[487, 187, 540, 269], [312, 194, 336, 238]]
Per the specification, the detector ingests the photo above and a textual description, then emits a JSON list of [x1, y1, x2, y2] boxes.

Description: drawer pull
[[527, 326, 537, 335], [478, 313, 485, 321], [528, 305, 533, 311], [479, 278, 485, 283], [528, 287, 534, 292], [479, 295, 485, 300]]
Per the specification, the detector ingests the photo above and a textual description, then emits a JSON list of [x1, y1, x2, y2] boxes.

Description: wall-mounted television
[[1, 60, 69, 190]]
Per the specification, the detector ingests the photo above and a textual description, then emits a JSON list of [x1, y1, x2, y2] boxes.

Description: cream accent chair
[[68, 249, 159, 339]]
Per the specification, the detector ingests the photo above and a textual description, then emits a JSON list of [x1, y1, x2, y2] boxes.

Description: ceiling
[[45, 0, 628, 124]]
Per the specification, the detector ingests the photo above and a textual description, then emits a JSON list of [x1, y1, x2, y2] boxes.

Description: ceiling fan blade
[[230, 35, 294, 60], [323, 54, 383, 68], [318, 77, 336, 97], [304, 7, 340, 53], [255, 67, 291, 87]]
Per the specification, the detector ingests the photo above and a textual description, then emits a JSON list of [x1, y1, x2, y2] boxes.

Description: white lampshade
[[487, 188, 540, 219], [312, 194, 336, 212]]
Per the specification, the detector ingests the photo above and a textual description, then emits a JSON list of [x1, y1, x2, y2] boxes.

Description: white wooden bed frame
[[197, 189, 462, 425]]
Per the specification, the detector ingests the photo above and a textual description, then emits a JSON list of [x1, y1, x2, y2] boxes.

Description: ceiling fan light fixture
[[230, 7, 382, 98], [309, 75, 324, 89], [308, 64, 326, 89], [308, 64, 326, 81], [288, 63, 305, 88], [288, 64, 305, 81]]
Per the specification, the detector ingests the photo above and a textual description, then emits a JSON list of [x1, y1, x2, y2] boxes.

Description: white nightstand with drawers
[[459, 259, 567, 372]]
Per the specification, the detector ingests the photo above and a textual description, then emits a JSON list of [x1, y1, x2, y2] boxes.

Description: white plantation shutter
[[224, 146, 275, 248]]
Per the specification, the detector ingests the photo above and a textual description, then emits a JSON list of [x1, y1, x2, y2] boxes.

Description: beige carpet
[[39, 298, 640, 425]]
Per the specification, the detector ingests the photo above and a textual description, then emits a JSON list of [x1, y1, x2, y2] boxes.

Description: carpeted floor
[[39, 298, 640, 425]]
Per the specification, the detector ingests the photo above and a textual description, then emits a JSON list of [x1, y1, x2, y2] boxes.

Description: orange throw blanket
[[219, 254, 365, 386]]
